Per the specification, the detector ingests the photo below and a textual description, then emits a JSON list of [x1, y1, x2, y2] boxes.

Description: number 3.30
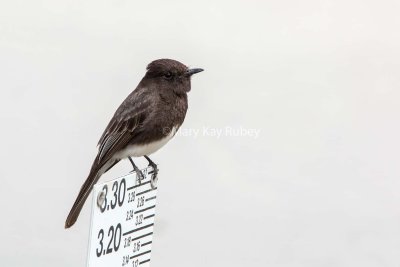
[[99, 179, 126, 213]]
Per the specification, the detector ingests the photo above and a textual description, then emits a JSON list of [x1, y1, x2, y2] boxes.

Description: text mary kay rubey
[[163, 126, 261, 139]]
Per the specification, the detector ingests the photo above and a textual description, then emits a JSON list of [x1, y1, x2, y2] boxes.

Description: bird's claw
[[150, 171, 158, 189], [149, 165, 159, 189], [136, 170, 145, 184]]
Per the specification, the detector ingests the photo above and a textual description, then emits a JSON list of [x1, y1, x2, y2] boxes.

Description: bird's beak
[[186, 68, 204, 76]]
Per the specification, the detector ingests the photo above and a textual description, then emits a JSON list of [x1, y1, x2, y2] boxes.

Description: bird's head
[[143, 59, 203, 94]]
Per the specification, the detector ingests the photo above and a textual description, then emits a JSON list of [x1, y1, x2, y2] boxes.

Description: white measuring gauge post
[[87, 167, 158, 267]]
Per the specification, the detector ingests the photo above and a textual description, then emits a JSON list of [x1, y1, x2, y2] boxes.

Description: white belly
[[113, 126, 177, 159]]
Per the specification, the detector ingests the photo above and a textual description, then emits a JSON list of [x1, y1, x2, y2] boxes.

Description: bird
[[65, 59, 203, 228]]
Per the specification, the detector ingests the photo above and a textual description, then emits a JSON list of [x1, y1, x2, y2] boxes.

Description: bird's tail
[[65, 163, 101, 229]]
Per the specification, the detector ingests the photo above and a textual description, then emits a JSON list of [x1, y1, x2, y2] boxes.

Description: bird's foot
[[144, 156, 158, 189], [150, 167, 158, 190], [128, 157, 145, 185], [137, 170, 145, 184]]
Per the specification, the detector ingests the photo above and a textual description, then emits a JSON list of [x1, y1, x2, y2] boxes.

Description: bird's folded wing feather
[[96, 89, 153, 165]]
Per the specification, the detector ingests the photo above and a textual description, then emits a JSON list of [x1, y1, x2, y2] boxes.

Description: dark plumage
[[65, 59, 203, 228]]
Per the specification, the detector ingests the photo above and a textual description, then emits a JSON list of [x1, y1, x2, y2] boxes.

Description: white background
[[1, 0, 400, 266]]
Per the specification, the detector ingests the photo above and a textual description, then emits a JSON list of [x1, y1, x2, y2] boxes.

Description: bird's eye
[[164, 72, 173, 80]]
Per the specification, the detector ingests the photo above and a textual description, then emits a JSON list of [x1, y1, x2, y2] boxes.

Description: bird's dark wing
[[96, 114, 141, 164], [65, 87, 154, 228], [96, 88, 154, 164]]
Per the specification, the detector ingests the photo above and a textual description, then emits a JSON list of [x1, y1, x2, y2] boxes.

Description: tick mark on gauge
[[103, 250, 105, 255], [107, 205, 109, 210]]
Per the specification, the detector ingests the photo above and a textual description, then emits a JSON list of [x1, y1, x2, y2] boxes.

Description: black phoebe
[[65, 59, 203, 228]]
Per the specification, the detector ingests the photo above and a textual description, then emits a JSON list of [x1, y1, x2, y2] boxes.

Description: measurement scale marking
[[137, 188, 156, 196], [134, 205, 156, 214], [144, 214, 155, 220], [127, 181, 150, 191], [141, 241, 152, 247], [123, 223, 154, 236], [145, 196, 156, 202], [88, 168, 158, 267], [140, 259, 151, 265], [130, 250, 151, 259], [129, 232, 153, 242]]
